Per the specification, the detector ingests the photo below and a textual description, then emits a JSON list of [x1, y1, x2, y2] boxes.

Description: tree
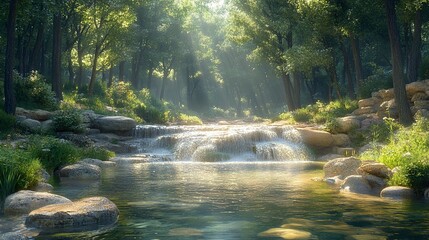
[[4, 0, 18, 114], [52, 0, 63, 101], [384, 0, 413, 125]]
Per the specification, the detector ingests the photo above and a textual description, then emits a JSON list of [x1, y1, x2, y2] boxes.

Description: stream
[[2, 124, 429, 239]]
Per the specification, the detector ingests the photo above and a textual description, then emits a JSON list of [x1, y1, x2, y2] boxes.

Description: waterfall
[[132, 124, 312, 162]]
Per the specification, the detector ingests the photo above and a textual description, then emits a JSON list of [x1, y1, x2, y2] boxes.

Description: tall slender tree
[[4, 0, 18, 114]]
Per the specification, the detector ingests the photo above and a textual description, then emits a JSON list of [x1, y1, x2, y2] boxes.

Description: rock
[[352, 106, 378, 115], [358, 97, 381, 108], [82, 110, 102, 125], [41, 120, 53, 133], [80, 158, 116, 168], [323, 157, 362, 179], [31, 182, 54, 192], [332, 134, 351, 147], [363, 174, 387, 189], [57, 133, 93, 148], [86, 128, 101, 135], [378, 89, 395, 101], [411, 92, 428, 102], [4, 190, 71, 215], [39, 169, 50, 182], [340, 175, 372, 195], [380, 99, 396, 109], [0, 232, 28, 240], [59, 163, 101, 179], [26, 197, 119, 229], [360, 117, 383, 130], [336, 116, 361, 133], [325, 176, 344, 186], [28, 110, 52, 121], [19, 119, 41, 132], [358, 163, 391, 179], [258, 228, 312, 239], [296, 128, 334, 148], [413, 100, 429, 109], [406, 81, 428, 96], [317, 153, 343, 161], [380, 186, 416, 200], [94, 116, 136, 134]]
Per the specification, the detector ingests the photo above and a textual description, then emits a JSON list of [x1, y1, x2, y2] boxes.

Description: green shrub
[[52, 109, 84, 133], [27, 136, 80, 174], [402, 161, 429, 193], [15, 71, 58, 110], [135, 104, 167, 124], [177, 113, 203, 125], [292, 108, 312, 123], [107, 82, 139, 109], [358, 66, 392, 99], [81, 147, 115, 161], [0, 110, 16, 136], [420, 56, 429, 80], [0, 146, 41, 205]]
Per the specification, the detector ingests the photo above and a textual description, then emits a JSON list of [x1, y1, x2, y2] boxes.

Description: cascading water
[[133, 124, 313, 162]]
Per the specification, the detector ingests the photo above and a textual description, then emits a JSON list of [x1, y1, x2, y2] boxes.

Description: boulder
[[378, 89, 395, 101], [332, 134, 351, 147], [363, 174, 387, 189], [94, 116, 136, 133], [411, 92, 428, 102], [19, 119, 41, 132], [39, 169, 50, 182], [80, 158, 116, 168], [340, 175, 372, 195], [31, 182, 54, 192], [26, 197, 119, 229], [41, 120, 53, 133], [352, 106, 378, 115], [358, 162, 391, 179], [380, 186, 416, 200], [358, 97, 381, 108], [0, 232, 28, 240], [406, 81, 428, 96], [336, 116, 360, 133], [413, 100, 429, 109], [28, 110, 52, 121], [296, 128, 334, 148], [4, 190, 71, 215], [59, 163, 101, 179], [325, 176, 344, 186], [323, 157, 362, 179], [360, 117, 383, 130]]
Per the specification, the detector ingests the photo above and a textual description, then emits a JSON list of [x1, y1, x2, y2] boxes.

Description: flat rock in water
[[358, 163, 391, 179], [94, 116, 136, 133], [4, 190, 71, 215], [258, 228, 311, 239], [380, 186, 416, 200], [26, 197, 119, 229], [59, 163, 101, 179], [80, 158, 116, 168], [323, 157, 362, 179], [340, 175, 372, 195]]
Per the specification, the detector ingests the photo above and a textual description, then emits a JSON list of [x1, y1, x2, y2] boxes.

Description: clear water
[[12, 161, 429, 239]]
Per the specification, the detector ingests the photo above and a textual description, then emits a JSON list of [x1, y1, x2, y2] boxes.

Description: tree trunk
[[281, 73, 297, 111], [4, 0, 17, 114], [76, 38, 84, 88], [341, 42, 355, 99], [350, 37, 363, 94], [407, 9, 422, 84], [292, 72, 301, 108], [108, 63, 114, 87], [28, 21, 45, 72], [384, 0, 413, 125], [160, 68, 168, 100], [52, 9, 63, 101], [147, 67, 154, 90], [118, 61, 125, 81], [88, 46, 100, 95]]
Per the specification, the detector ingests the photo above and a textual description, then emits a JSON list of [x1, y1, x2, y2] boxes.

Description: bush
[[81, 147, 115, 161], [107, 82, 139, 109], [0, 110, 16, 136], [15, 71, 58, 110], [135, 104, 167, 124], [420, 56, 429, 80], [358, 66, 392, 99], [402, 161, 429, 193], [292, 108, 312, 123], [0, 146, 41, 205], [177, 113, 203, 125], [52, 109, 84, 133], [27, 136, 80, 174]]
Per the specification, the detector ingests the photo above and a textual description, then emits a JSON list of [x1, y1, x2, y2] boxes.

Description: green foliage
[[421, 56, 429, 80], [107, 82, 139, 109], [0, 109, 16, 137], [358, 67, 393, 99], [177, 113, 203, 125], [361, 117, 429, 191], [81, 147, 115, 161], [275, 99, 358, 131], [134, 104, 167, 124], [52, 109, 84, 133], [14, 72, 58, 110], [27, 136, 80, 174], [368, 117, 401, 143], [0, 146, 41, 204]]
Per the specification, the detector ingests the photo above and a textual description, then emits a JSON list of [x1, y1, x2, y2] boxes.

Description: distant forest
[[1, 0, 428, 122]]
